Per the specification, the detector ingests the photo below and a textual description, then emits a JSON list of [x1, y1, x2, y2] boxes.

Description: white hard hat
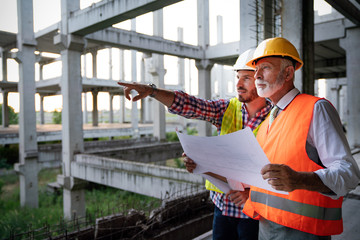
[[233, 48, 256, 71]]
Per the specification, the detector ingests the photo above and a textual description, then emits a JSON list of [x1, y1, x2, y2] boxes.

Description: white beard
[[255, 77, 285, 98]]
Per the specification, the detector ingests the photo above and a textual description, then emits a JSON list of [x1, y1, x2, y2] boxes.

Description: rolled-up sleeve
[[168, 90, 229, 129]]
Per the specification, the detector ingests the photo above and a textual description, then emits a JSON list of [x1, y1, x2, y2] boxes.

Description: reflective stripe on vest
[[205, 97, 262, 193], [251, 190, 341, 221], [243, 94, 343, 236]]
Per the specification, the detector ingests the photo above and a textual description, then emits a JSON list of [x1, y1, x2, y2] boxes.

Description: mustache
[[237, 87, 247, 91], [255, 79, 267, 85]]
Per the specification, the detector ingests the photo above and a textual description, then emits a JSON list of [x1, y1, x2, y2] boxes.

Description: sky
[[0, 0, 332, 113]]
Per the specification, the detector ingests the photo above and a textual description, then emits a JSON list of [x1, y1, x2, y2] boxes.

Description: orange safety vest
[[243, 94, 343, 236]]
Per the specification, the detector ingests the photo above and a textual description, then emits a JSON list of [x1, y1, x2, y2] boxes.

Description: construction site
[[0, 0, 360, 239]]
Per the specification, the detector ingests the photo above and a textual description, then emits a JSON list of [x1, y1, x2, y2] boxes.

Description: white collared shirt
[[273, 88, 360, 198]]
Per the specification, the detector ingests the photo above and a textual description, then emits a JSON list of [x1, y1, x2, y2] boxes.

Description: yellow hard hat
[[246, 37, 303, 70]]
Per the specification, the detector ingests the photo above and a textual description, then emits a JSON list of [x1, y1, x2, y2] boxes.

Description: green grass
[[0, 168, 161, 239]]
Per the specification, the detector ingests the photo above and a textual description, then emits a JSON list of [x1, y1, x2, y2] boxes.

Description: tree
[[52, 110, 62, 124], [0, 104, 18, 125]]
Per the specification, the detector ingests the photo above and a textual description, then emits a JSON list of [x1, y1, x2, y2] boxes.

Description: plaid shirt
[[169, 90, 272, 218]]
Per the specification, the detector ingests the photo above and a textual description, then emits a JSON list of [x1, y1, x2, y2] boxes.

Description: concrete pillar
[[119, 49, 126, 124], [323, 79, 335, 108], [2, 49, 8, 81], [2, 91, 9, 127], [282, 0, 315, 94], [340, 27, 360, 148], [131, 19, 139, 138], [177, 28, 185, 89], [263, 0, 273, 39], [13, 0, 39, 208], [216, 16, 223, 44], [197, 0, 209, 49], [119, 95, 125, 123], [197, 0, 213, 136], [108, 47, 113, 80], [39, 94, 45, 124], [92, 90, 99, 126], [119, 49, 125, 81], [216, 65, 225, 98], [109, 93, 114, 123], [302, 0, 314, 95], [140, 56, 146, 123], [55, 0, 85, 220], [239, 0, 258, 53], [177, 28, 186, 130], [59, 44, 86, 219], [142, 53, 153, 124], [339, 84, 347, 125], [216, 16, 225, 98], [82, 52, 87, 78], [195, 60, 214, 136], [151, 10, 166, 140], [39, 63, 44, 81], [83, 92, 88, 124], [91, 50, 97, 79], [323, 78, 347, 122], [82, 55, 88, 124]]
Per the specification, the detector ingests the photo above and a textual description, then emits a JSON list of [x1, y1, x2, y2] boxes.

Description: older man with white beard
[[242, 37, 360, 240]]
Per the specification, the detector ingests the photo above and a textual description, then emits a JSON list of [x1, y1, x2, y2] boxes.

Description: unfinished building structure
[[0, 0, 359, 231]]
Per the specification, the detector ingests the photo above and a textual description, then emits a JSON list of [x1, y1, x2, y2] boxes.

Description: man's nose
[[236, 79, 244, 88], [254, 69, 262, 79]]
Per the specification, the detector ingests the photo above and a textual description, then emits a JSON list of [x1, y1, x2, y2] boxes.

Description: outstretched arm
[[117, 81, 175, 107]]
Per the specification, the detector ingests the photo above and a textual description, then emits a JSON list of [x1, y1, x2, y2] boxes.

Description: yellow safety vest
[[205, 97, 262, 192]]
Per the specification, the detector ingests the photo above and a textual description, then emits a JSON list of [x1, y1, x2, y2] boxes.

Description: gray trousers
[[259, 217, 331, 240]]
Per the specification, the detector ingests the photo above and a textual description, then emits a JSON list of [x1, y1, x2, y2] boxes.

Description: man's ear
[[284, 66, 295, 82]]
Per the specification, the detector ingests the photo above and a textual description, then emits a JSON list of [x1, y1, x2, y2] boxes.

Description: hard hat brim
[[247, 55, 303, 70]]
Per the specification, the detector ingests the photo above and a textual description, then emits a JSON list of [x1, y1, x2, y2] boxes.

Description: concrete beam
[[72, 154, 204, 199], [1, 18, 349, 63], [0, 125, 181, 145], [325, 0, 360, 25], [315, 57, 346, 68], [314, 18, 347, 42], [315, 71, 346, 79], [0, 30, 17, 50], [0, 81, 18, 92], [86, 27, 203, 60], [35, 77, 61, 88], [83, 77, 123, 88], [68, 0, 184, 36], [86, 142, 184, 163], [205, 41, 239, 63]]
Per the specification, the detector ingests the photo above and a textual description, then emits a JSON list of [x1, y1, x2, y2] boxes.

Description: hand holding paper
[[177, 128, 288, 195]]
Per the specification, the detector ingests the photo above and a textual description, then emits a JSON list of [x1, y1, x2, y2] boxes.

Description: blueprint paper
[[177, 128, 288, 195]]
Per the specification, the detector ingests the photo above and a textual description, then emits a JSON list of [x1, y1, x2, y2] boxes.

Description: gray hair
[[278, 58, 295, 82], [280, 58, 294, 71]]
